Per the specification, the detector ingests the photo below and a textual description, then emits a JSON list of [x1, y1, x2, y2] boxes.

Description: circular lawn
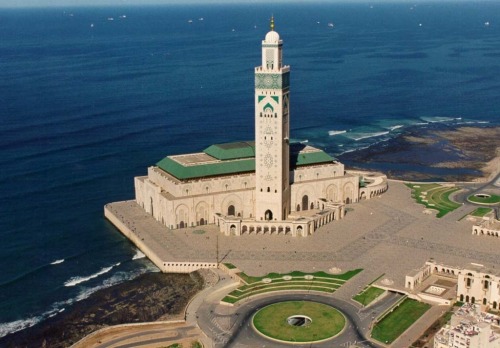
[[252, 301, 345, 343], [468, 193, 500, 205]]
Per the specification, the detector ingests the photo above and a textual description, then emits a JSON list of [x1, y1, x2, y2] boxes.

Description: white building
[[406, 261, 500, 311], [134, 18, 386, 237], [473, 218, 500, 237], [434, 304, 500, 348]]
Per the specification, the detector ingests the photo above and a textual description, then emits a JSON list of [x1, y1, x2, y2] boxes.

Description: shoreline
[[339, 124, 500, 183], [0, 272, 205, 348]]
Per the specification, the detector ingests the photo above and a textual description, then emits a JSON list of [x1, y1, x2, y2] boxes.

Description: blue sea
[[1, 1, 500, 338]]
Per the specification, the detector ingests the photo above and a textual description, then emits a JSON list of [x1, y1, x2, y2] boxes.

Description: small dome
[[265, 30, 280, 43]]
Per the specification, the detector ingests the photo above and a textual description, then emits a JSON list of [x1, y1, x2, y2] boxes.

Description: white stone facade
[[473, 218, 500, 237], [132, 20, 378, 237], [135, 162, 358, 233], [406, 261, 500, 311]]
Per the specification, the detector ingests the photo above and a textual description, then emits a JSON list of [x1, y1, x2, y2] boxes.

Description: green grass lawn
[[253, 301, 345, 342], [371, 299, 430, 344], [468, 194, 500, 205], [353, 286, 385, 306], [223, 262, 237, 269], [406, 183, 461, 217], [221, 269, 362, 304], [470, 207, 493, 217], [237, 269, 362, 285]]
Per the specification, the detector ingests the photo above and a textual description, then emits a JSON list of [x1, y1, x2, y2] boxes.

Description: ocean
[[1, 1, 499, 338]]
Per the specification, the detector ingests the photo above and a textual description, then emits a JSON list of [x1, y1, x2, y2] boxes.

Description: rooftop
[[156, 141, 337, 180]]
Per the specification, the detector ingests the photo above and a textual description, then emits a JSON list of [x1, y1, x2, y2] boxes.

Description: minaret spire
[[255, 18, 290, 221]]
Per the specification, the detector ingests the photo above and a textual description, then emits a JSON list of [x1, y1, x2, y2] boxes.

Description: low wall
[[105, 203, 217, 273]]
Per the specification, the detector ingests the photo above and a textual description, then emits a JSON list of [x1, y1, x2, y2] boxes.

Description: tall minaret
[[254, 17, 291, 221]]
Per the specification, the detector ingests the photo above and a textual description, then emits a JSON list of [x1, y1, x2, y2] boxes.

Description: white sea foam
[[0, 262, 159, 338], [300, 139, 309, 144], [50, 259, 65, 265], [328, 130, 347, 136], [0, 303, 64, 338], [338, 145, 370, 156], [132, 250, 146, 260], [64, 262, 120, 287], [350, 131, 390, 141], [420, 116, 454, 123], [0, 317, 41, 338], [387, 125, 403, 131]]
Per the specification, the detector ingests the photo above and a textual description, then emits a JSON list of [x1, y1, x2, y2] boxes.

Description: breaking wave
[[328, 130, 347, 136], [64, 263, 120, 287], [132, 250, 145, 260], [50, 259, 65, 265], [387, 125, 403, 131], [349, 131, 390, 141]]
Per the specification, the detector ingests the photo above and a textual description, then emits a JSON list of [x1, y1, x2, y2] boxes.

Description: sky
[[0, 0, 485, 8]]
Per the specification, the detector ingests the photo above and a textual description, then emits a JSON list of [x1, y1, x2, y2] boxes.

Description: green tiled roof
[[293, 151, 334, 167], [156, 141, 335, 180], [203, 142, 255, 160], [156, 157, 255, 180]]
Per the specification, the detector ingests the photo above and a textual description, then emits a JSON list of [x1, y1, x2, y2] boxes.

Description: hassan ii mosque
[[133, 18, 387, 237]]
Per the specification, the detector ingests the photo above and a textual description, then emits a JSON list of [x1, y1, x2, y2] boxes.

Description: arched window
[[265, 210, 273, 221], [302, 195, 309, 211], [228, 205, 235, 216]]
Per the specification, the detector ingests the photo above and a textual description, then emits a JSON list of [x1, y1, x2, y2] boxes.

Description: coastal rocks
[[339, 125, 500, 182], [0, 272, 204, 348]]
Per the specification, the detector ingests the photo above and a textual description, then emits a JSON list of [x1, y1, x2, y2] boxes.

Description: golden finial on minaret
[[270, 15, 275, 31]]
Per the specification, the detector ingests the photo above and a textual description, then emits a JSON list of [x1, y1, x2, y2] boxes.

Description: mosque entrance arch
[[228, 205, 235, 216], [265, 210, 273, 221], [302, 195, 309, 211]]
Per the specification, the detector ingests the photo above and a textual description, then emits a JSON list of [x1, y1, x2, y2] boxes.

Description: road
[[195, 290, 403, 348]]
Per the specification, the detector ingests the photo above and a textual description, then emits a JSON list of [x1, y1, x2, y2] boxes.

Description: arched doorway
[[265, 210, 273, 221], [199, 218, 205, 225], [179, 221, 185, 229], [302, 195, 309, 211], [228, 205, 235, 216]]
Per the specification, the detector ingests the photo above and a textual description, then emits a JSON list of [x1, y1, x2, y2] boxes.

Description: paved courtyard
[[108, 180, 500, 298]]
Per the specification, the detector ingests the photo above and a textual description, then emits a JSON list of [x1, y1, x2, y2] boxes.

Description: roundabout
[[252, 301, 346, 343], [467, 193, 500, 205]]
